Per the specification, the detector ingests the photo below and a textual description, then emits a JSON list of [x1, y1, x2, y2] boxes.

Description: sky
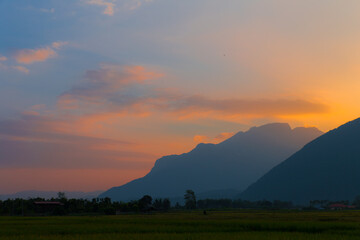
[[1, 0, 360, 194]]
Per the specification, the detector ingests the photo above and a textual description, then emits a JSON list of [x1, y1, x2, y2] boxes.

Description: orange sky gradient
[[1, 0, 360, 194]]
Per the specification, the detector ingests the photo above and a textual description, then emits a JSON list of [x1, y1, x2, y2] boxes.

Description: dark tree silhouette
[[138, 195, 152, 211], [184, 190, 196, 209]]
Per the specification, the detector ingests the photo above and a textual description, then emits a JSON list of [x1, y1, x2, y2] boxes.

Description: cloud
[[214, 132, 235, 141], [0, 63, 29, 74], [14, 47, 56, 64], [161, 96, 329, 118], [14, 41, 67, 65], [0, 43, 67, 73], [0, 114, 154, 169], [58, 64, 163, 110], [12, 66, 29, 74], [85, 0, 115, 16], [52, 41, 68, 49], [57, 64, 329, 127], [193, 135, 210, 143], [194, 132, 235, 144], [0, 137, 154, 169], [0, 64, 329, 173], [84, 0, 154, 15], [124, 0, 153, 11]]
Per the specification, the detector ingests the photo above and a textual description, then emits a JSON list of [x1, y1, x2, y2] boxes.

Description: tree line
[[1, 190, 359, 216], [0, 193, 172, 216]]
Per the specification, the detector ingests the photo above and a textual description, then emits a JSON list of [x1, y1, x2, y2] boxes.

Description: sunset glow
[[1, 0, 360, 194]]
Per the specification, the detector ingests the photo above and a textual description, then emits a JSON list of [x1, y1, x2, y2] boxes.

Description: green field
[[2, 210, 360, 239]]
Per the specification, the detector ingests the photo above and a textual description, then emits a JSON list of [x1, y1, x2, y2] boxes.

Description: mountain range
[[240, 118, 360, 204], [100, 123, 323, 201]]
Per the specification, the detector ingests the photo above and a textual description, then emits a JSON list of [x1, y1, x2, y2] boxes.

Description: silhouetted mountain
[[240, 118, 360, 204], [0, 190, 103, 200], [100, 123, 323, 201]]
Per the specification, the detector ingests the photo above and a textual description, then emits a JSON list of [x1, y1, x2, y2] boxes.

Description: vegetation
[[3, 210, 360, 239], [1, 191, 360, 216], [0, 196, 171, 216], [184, 189, 197, 209], [2, 190, 360, 239]]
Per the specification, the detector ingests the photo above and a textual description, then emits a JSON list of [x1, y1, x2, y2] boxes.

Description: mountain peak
[[248, 123, 291, 133], [240, 117, 360, 204], [100, 122, 323, 201]]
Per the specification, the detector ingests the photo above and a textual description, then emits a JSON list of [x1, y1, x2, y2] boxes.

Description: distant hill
[[240, 118, 360, 204], [0, 190, 103, 200], [100, 123, 323, 201]]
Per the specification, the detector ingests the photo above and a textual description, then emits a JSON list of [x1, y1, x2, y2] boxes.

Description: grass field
[[2, 210, 360, 239]]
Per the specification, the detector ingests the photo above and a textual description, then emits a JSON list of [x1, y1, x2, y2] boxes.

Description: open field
[[2, 210, 360, 239]]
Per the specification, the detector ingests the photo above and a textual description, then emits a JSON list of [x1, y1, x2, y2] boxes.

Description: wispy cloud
[[194, 132, 235, 144], [12, 66, 29, 74], [124, 0, 153, 11], [0, 113, 154, 169], [0, 62, 29, 74], [57, 64, 329, 124], [52, 41, 68, 49], [85, 0, 116, 16], [162, 96, 329, 118], [0, 64, 329, 173], [58, 64, 163, 111], [84, 0, 154, 15], [14, 41, 68, 65], [0, 42, 68, 74], [14, 47, 56, 64]]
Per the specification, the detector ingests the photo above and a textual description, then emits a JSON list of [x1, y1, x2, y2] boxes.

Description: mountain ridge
[[240, 118, 360, 204], [100, 123, 323, 201]]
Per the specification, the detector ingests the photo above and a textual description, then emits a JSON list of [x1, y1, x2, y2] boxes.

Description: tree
[[57, 192, 66, 200], [138, 195, 153, 211], [153, 199, 163, 210], [184, 190, 196, 209], [162, 198, 171, 211], [153, 198, 171, 211], [353, 196, 360, 208]]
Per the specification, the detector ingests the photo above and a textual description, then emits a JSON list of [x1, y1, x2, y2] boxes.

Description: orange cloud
[[193, 135, 210, 143], [0, 112, 156, 170], [214, 132, 235, 141], [1, 64, 330, 175], [14, 47, 56, 64], [0, 55, 7, 61], [55, 64, 328, 132], [86, 0, 115, 16], [14, 41, 68, 65], [57, 64, 163, 111], [194, 132, 235, 144], [12, 66, 29, 74], [162, 96, 329, 119]]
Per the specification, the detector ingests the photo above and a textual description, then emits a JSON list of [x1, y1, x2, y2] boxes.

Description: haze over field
[[1, 0, 360, 194]]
